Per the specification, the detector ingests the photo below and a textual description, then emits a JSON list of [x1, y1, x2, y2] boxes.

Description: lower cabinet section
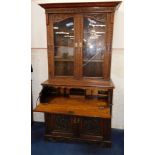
[[44, 113, 111, 147], [79, 117, 104, 141]]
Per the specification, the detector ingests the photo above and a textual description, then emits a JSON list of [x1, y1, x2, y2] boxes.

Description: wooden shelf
[[34, 97, 110, 118], [84, 32, 105, 34], [83, 60, 103, 62], [55, 45, 74, 48], [55, 58, 74, 62], [54, 32, 74, 34]]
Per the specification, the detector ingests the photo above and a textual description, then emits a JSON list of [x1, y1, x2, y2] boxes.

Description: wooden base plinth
[[45, 134, 112, 148]]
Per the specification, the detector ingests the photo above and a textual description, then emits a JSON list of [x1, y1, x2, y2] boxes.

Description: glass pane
[[54, 17, 74, 76], [83, 17, 106, 77]]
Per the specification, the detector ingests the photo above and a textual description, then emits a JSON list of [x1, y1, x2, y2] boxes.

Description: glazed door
[[81, 14, 107, 78], [48, 14, 79, 78], [74, 13, 109, 78], [48, 14, 109, 79]]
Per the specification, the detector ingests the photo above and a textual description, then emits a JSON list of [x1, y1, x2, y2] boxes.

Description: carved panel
[[51, 14, 75, 23], [83, 14, 107, 22], [54, 115, 72, 132], [45, 113, 53, 134], [81, 117, 102, 135], [46, 7, 115, 14], [50, 13, 107, 23]]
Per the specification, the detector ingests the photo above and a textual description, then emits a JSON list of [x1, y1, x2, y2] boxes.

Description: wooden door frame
[[47, 12, 114, 80], [79, 13, 109, 79], [47, 14, 79, 79], [103, 13, 114, 80]]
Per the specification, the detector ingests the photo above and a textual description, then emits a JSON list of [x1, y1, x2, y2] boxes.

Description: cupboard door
[[50, 14, 79, 77], [45, 113, 54, 134], [53, 114, 73, 133], [45, 114, 74, 138], [80, 117, 103, 140], [82, 14, 107, 78]]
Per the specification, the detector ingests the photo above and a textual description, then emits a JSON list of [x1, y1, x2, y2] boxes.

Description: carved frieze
[[46, 7, 115, 14], [51, 14, 74, 23], [83, 14, 107, 22]]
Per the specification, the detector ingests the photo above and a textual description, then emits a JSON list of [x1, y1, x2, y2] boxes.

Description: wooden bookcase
[[34, 1, 121, 147]]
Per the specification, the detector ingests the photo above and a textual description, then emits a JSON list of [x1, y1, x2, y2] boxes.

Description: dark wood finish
[[39, 2, 122, 14], [34, 1, 121, 147], [39, 2, 122, 9], [47, 14, 54, 78], [74, 14, 82, 79], [44, 113, 111, 147], [41, 78, 115, 89], [76, 15, 83, 79]]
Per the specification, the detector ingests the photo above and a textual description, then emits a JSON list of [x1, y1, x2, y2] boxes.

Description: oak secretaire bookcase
[[34, 1, 121, 147]]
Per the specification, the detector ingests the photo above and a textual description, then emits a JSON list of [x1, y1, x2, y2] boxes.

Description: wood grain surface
[[34, 97, 110, 118], [42, 78, 115, 89]]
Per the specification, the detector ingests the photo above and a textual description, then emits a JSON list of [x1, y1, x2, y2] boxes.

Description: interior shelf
[[55, 58, 74, 62], [83, 59, 103, 62], [55, 45, 74, 48]]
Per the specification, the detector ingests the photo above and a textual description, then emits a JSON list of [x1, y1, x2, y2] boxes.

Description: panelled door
[[48, 13, 110, 79]]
